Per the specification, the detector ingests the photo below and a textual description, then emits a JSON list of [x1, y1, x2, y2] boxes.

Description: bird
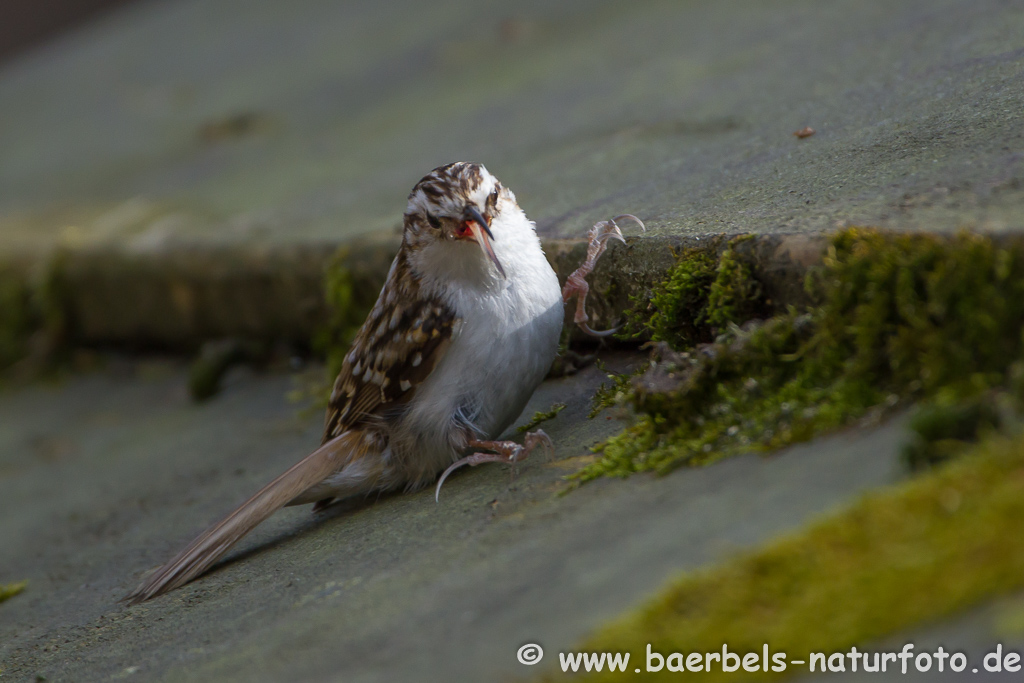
[[126, 162, 641, 604]]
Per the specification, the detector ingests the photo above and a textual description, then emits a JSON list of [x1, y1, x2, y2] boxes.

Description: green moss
[[187, 339, 268, 402], [189, 342, 241, 402], [621, 247, 717, 347], [589, 360, 638, 419], [34, 251, 72, 359], [579, 229, 1024, 480], [565, 433, 1024, 682], [315, 247, 366, 380], [0, 267, 34, 371], [517, 402, 566, 433], [290, 247, 377, 408], [901, 388, 1009, 470], [705, 234, 762, 330], [0, 254, 71, 379], [0, 580, 26, 604], [621, 236, 766, 348]]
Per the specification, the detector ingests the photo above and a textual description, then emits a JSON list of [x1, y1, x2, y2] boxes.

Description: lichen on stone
[[579, 228, 1024, 481]]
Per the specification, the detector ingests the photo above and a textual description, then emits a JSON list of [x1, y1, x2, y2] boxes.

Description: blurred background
[[0, 0, 134, 63], [3, 0, 1020, 262]]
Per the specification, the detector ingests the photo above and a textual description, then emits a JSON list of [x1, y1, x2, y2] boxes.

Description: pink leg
[[435, 430, 554, 501], [562, 214, 645, 337]]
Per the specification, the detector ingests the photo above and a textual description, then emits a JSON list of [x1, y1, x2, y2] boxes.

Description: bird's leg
[[561, 214, 645, 337], [435, 430, 554, 501]]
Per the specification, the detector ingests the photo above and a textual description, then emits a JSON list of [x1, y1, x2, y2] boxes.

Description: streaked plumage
[[127, 162, 565, 603]]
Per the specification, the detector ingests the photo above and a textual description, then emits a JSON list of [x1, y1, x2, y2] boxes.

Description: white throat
[[409, 205, 541, 296]]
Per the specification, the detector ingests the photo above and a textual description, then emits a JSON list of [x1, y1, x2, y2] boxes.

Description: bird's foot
[[435, 430, 554, 501], [562, 214, 645, 337]]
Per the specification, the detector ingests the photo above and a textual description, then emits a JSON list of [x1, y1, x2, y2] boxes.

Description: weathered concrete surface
[[1, 0, 1022, 261], [0, 354, 912, 681]]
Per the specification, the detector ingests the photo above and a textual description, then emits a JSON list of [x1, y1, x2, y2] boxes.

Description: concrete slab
[[1, 0, 1022, 259], [0, 353, 911, 681]]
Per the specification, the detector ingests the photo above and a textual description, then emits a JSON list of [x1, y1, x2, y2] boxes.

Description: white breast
[[393, 208, 563, 486]]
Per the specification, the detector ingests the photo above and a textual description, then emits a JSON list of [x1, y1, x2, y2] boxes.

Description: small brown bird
[[127, 162, 639, 603]]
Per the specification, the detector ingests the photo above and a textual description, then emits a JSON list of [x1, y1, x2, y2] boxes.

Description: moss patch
[[314, 248, 367, 381], [563, 432, 1024, 682], [0, 256, 70, 380], [621, 235, 765, 348], [901, 388, 1014, 470], [589, 360, 638, 419], [290, 246, 380, 408], [579, 229, 1024, 481], [0, 580, 26, 604], [518, 402, 566, 433], [0, 267, 35, 372], [187, 339, 270, 402]]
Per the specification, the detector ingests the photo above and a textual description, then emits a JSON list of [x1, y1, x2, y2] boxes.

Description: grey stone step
[[0, 355, 909, 682]]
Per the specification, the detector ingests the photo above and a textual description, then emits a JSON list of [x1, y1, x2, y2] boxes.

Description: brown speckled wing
[[321, 254, 457, 443]]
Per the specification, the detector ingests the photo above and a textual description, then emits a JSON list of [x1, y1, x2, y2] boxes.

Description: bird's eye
[[425, 212, 441, 229], [489, 187, 500, 207]]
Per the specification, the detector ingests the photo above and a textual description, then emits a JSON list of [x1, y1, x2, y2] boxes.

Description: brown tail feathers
[[125, 431, 363, 604]]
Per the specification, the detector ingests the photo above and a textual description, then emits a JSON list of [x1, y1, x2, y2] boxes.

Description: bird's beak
[[464, 206, 506, 278]]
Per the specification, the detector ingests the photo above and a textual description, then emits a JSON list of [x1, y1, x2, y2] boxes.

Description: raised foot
[[435, 430, 554, 502], [562, 214, 645, 337]]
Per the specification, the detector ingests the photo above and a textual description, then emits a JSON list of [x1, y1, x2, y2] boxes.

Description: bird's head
[[403, 162, 516, 280]]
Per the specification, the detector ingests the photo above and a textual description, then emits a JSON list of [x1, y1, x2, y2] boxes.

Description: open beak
[[464, 206, 506, 278]]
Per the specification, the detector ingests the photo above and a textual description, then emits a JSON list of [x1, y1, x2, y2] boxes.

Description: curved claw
[[523, 429, 555, 461], [579, 322, 620, 338], [435, 459, 467, 502], [435, 431, 554, 501], [612, 214, 646, 233], [596, 225, 627, 246], [563, 213, 644, 337], [435, 448, 525, 501]]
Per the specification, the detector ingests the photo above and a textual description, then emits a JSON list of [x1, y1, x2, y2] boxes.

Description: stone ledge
[[0, 233, 831, 353]]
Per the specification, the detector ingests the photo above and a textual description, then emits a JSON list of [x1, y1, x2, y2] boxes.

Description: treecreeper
[[127, 162, 642, 603]]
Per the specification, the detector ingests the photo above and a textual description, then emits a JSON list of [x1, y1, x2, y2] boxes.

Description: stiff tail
[[125, 431, 363, 604]]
